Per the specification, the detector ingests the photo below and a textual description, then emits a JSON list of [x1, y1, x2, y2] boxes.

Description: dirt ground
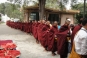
[[0, 23, 60, 58]]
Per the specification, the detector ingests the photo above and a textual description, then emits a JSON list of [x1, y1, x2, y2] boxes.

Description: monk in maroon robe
[[32, 21, 35, 35], [37, 20, 46, 43], [33, 21, 38, 38], [20, 22, 24, 31], [48, 21, 58, 55], [71, 18, 83, 50], [40, 21, 51, 50], [21, 22, 26, 32], [57, 19, 71, 58], [27, 22, 30, 33], [24, 22, 28, 32], [29, 21, 33, 35], [34, 21, 41, 43]]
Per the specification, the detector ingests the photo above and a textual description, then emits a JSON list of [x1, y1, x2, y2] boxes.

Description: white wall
[[61, 14, 74, 25]]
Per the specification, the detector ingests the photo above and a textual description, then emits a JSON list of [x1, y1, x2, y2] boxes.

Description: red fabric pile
[[0, 40, 20, 58], [7, 50, 20, 58], [6, 43, 17, 49], [0, 43, 17, 50]]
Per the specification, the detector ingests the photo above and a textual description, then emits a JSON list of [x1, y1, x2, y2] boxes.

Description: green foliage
[[6, 0, 80, 21], [45, 0, 60, 9], [43, 0, 67, 10], [0, 3, 5, 15], [72, 3, 87, 23], [7, 0, 73, 10], [72, 3, 87, 14], [45, 0, 77, 10], [0, 17, 1, 21], [0, 2, 23, 20], [7, 0, 78, 11], [7, 0, 22, 4]]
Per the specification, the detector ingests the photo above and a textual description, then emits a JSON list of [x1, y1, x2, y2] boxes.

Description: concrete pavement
[[0, 23, 60, 58]]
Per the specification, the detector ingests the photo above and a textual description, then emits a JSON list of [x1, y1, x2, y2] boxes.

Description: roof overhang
[[24, 6, 80, 14]]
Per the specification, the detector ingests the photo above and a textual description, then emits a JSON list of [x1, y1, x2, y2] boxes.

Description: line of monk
[[6, 17, 83, 58]]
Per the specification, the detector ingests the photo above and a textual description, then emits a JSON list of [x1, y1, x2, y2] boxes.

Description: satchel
[[69, 43, 82, 58]]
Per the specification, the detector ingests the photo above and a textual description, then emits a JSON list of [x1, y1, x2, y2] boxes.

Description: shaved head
[[35, 20, 37, 23], [46, 21, 50, 25], [65, 20, 71, 25], [42, 20, 46, 24], [54, 21, 58, 24], [53, 21, 58, 26]]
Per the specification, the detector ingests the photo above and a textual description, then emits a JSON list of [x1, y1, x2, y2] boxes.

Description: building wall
[[61, 14, 74, 25]]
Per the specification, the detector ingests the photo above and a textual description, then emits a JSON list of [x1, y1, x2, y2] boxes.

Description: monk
[[32, 20, 35, 35], [33, 20, 38, 37], [26, 21, 30, 33], [24, 21, 29, 33], [29, 21, 33, 35], [48, 21, 58, 55], [37, 20, 46, 43], [20, 22, 24, 31], [71, 18, 83, 49], [40, 21, 51, 50], [22, 22, 26, 32], [34, 21, 41, 43], [57, 19, 71, 58], [32, 20, 41, 43]]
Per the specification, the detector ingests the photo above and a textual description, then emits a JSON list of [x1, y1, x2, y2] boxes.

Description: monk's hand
[[55, 38, 57, 40], [55, 36, 57, 40], [55, 35, 57, 38]]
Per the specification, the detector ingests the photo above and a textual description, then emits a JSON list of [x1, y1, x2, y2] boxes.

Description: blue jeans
[[68, 42, 71, 53]]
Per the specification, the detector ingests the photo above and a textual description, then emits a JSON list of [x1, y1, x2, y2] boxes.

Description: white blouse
[[74, 27, 87, 55]]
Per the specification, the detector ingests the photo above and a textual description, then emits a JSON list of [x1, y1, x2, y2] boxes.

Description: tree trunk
[[39, 0, 46, 20], [83, 0, 86, 18]]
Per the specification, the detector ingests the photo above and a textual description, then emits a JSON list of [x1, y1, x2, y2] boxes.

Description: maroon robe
[[57, 25, 69, 55], [48, 26, 58, 51], [37, 23, 45, 42], [34, 22, 40, 39], [33, 22, 38, 38], [25, 23, 29, 32], [20, 23, 24, 31], [33, 22, 37, 35], [29, 22, 32, 33], [71, 24, 82, 47], [32, 23, 35, 35], [24, 23, 27, 32], [17, 22, 19, 29], [40, 24, 50, 47], [25, 23, 30, 33], [22, 23, 26, 31]]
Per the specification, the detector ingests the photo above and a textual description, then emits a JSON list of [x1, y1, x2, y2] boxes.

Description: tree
[[5, 3, 14, 18], [0, 2, 23, 20], [39, 0, 46, 20], [72, 3, 87, 23], [0, 3, 5, 15], [7, 0, 22, 4], [7, 0, 81, 20], [45, 0, 61, 10]]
